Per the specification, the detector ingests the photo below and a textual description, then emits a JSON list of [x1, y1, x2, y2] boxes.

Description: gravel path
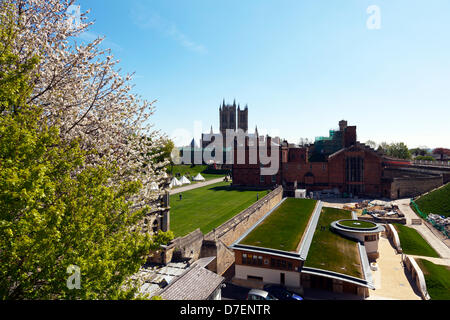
[[169, 177, 226, 195]]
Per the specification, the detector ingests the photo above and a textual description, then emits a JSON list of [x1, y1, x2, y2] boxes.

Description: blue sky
[[76, 0, 450, 148]]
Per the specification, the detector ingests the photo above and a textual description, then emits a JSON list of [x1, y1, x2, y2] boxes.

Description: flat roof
[[238, 198, 318, 252]]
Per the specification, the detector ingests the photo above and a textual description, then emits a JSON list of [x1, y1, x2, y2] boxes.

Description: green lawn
[[393, 224, 440, 258], [415, 183, 450, 218], [240, 198, 317, 252], [305, 207, 363, 278], [416, 258, 450, 300], [170, 182, 270, 237], [338, 220, 377, 229]]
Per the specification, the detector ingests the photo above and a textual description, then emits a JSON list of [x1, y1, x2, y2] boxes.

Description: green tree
[[387, 142, 412, 160], [0, 8, 173, 299], [377, 142, 389, 154], [410, 147, 430, 157], [415, 156, 435, 161], [365, 140, 378, 150]]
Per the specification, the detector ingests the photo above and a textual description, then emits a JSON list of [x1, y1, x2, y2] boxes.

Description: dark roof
[[160, 264, 224, 300], [328, 142, 381, 160]]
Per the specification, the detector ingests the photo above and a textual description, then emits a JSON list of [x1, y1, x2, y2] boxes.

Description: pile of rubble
[[357, 200, 404, 218], [427, 213, 450, 232]]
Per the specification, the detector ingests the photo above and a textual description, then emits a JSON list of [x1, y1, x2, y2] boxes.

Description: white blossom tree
[[4, 0, 169, 230]]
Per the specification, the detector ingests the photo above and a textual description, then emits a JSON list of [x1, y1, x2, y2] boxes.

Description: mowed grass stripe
[[170, 182, 270, 237], [240, 198, 317, 252], [393, 224, 440, 258], [305, 207, 362, 278]]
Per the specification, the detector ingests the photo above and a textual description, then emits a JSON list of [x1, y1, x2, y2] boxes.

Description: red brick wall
[[233, 141, 385, 197]]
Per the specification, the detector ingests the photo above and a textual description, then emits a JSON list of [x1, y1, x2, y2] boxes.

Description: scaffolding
[[313, 129, 344, 157]]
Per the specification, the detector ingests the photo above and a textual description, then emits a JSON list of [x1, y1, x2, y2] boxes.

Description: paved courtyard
[[367, 235, 422, 300]]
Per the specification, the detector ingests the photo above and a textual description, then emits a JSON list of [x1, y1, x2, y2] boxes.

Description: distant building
[[232, 120, 443, 199], [180, 100, 277, 166]]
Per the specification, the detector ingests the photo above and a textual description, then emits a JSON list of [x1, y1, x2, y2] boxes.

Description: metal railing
[[412, 160, 450, 167], [410, 200, 449, 239]]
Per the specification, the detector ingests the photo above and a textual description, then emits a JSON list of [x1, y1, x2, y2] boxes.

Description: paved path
[[408, 255, 450, 267], [169, 177, 225, 195], [367, 236, 422, 300], [396, 199, 450, 259]]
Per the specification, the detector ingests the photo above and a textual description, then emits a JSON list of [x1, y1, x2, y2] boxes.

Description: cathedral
[[201, 99, 250, 150], [219, 99, 248, 135]]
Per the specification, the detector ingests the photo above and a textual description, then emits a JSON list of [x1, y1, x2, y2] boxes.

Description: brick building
[[232, 120, 443, 199]]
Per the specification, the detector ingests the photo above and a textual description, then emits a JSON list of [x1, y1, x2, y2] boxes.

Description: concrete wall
[[385, 224, 402, 254], [403, 256, 430, 300]]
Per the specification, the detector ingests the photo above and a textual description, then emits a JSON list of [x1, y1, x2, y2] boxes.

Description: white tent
[[150, 182, 159, 191], [180, 176, 191, 185], [193, 173, 205, 181], [169, 177, 182, 188]]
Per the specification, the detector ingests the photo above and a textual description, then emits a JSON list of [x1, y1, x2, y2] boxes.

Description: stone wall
[[390, 175, 443, 199], [150, 228, 204, 265], [204, 186, 284, 246], [385, 224, 402, 254], [154, 187, 284, 275]]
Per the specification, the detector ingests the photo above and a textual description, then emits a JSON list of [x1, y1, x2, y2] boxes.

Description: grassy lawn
[[305, 207, 362, 278], [393, 224, 440, 258], [240, 198, 317, 252], [338, 220, 377, 229], [416, 258, 450, 300], [415, 183, 450, 218], [170, 182, 270, 237]]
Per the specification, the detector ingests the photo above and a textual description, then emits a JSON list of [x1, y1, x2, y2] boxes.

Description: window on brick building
[[260, 175, 265, 183], [272, 175, 276, 183]]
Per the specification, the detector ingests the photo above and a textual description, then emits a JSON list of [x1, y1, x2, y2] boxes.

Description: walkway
[[396, 199, 450, 259], [169, 177, 225, 195], [367, 236, 422, 300], [408, 255, 450, 267]]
